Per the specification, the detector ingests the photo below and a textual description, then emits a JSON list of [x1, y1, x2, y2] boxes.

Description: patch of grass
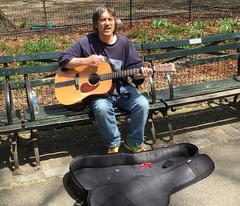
[[184, 21, 210, 38], [19, 19, 28, 29], [151, 18, 173, 28], [151, 18, 184, 40], [129, 28, 150, 43], [0, 41, 15, 55], [149, 17, 240, 41], [215, 18, 240, 34], [0, 41, 9, 53], [23, 38, 57, 54]]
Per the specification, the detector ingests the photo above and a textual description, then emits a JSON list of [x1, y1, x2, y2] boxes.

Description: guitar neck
[[100, 67, 141, 80], [99, 63, 175, 81]]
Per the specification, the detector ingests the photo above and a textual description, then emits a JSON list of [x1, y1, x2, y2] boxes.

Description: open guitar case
[[64, 143, 215, 206]]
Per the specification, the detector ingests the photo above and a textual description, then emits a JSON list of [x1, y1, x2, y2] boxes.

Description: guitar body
[[55, 61, 175, 109], [55, 62, 112, 107]]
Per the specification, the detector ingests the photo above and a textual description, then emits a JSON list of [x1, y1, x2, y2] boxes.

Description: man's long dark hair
[[92, 6, 121, 34]]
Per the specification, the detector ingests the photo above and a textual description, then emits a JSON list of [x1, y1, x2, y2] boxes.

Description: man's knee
[[91, 99, 113, 116], [135, 95, 149, 111]]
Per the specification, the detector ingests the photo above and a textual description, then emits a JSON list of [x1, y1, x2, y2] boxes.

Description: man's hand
[[86, 55, 104, 68], [133, 67, 153, 79]]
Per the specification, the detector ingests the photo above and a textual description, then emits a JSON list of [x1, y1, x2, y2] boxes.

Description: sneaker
[[108, 145, 120, 154], [123, 142, 151, 153]]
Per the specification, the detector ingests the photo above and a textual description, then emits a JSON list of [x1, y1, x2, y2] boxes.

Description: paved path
[[0, 103, 240, 206]]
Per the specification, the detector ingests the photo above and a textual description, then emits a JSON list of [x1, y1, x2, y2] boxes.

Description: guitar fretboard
[[100, 68, 141, 80]]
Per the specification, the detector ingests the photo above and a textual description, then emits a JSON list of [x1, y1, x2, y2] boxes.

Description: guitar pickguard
[[81, 83, 99, 93]]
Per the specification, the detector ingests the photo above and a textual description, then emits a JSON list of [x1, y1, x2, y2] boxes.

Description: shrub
[[23, 38, 57, 54]]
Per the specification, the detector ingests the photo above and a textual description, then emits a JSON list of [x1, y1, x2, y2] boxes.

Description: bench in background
[[143, 32, 240, 139]]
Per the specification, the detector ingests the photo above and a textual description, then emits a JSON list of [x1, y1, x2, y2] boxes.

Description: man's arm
[[63, 55, 104, 69], [58, 36, 104, 69]]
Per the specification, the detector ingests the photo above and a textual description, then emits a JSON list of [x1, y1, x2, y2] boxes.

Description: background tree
[[0, 9, 16, 32]]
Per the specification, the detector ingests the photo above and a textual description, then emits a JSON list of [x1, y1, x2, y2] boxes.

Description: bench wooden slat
[[0, 55, 15, 64], [0, 64, 58, 76], [23, 114, 92, 130], [142, 32, 240, 50], [204, 32, 240, 43], [23, 105, 130, 129], [155, 77, 240, 101], [0, 110, 22, 133], [15, 52, 61, 62], [23, 103, 130, 121], [143, 39, 189, 50], [0, 77, 54, 91], [133, 44, 143, 51], [166, 88, 240, 108], [0, 110, 22, 122], [0, 124, 23, 133], [176, 53, 240, 68], [144, 42, 240, 61]]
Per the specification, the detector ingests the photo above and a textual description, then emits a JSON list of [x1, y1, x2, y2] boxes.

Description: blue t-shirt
[[59, 33, 143, 72]]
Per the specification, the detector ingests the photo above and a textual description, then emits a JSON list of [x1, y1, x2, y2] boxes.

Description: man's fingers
[[140, 67, 153, 77]]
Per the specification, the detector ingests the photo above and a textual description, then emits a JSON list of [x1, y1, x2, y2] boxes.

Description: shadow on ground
[[1, 102, 240, 170]]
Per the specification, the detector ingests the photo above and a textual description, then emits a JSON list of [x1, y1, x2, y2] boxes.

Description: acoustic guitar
[[55, 62, 175, 107]]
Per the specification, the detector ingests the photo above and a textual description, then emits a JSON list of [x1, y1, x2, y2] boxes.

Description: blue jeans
[[90, 85, 149, 148]]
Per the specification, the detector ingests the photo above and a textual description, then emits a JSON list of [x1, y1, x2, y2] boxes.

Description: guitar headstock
[[154, 63, 176, 73]]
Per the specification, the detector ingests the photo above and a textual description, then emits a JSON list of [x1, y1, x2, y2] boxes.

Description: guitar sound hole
[[89, 74, 100, 85]]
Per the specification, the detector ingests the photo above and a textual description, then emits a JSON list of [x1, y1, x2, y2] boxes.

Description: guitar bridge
[[75, 73, 80, 90]]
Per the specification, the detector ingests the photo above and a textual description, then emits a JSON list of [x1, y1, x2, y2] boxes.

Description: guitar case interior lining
[[66, 143, 215, 206]]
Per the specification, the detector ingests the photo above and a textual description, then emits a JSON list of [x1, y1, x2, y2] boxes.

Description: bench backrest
[[143, 32, 240, 64], [0, 52, 61, 90], [141, 32, 240, 90]]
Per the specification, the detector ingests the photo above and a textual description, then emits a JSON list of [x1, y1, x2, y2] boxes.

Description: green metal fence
[[0, 0, 239, 35]]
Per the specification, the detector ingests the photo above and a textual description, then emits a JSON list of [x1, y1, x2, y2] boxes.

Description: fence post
[[129, 0, 133, 28], [188, 0, 192, 21], [42, 0, 48, 26], [237, 49, 240, 75]]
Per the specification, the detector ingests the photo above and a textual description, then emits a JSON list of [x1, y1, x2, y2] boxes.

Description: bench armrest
[[24, 76, 36, 121], [165, 73, 174, 101], [148, 76, 157, 103], [164, 72, 176, 112], [4, 82, 13, 124]]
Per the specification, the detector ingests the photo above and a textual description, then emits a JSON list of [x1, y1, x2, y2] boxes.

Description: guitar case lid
[[88, 154, 214, 206], [65, 143, 214, 205]]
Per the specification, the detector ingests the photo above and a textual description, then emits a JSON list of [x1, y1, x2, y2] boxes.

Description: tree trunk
[[0, 9, 16, 31]]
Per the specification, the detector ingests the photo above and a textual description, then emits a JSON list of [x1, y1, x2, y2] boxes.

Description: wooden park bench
[[143, 32, 240, 138], [0, 51, 160, 174], [0, 32, 239, 174]]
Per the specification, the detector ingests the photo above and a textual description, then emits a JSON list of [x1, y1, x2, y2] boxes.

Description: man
[[59, 6, 153, 154]]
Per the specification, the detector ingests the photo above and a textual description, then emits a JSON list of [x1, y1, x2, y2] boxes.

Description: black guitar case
[[65, 143, 215, 206]]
